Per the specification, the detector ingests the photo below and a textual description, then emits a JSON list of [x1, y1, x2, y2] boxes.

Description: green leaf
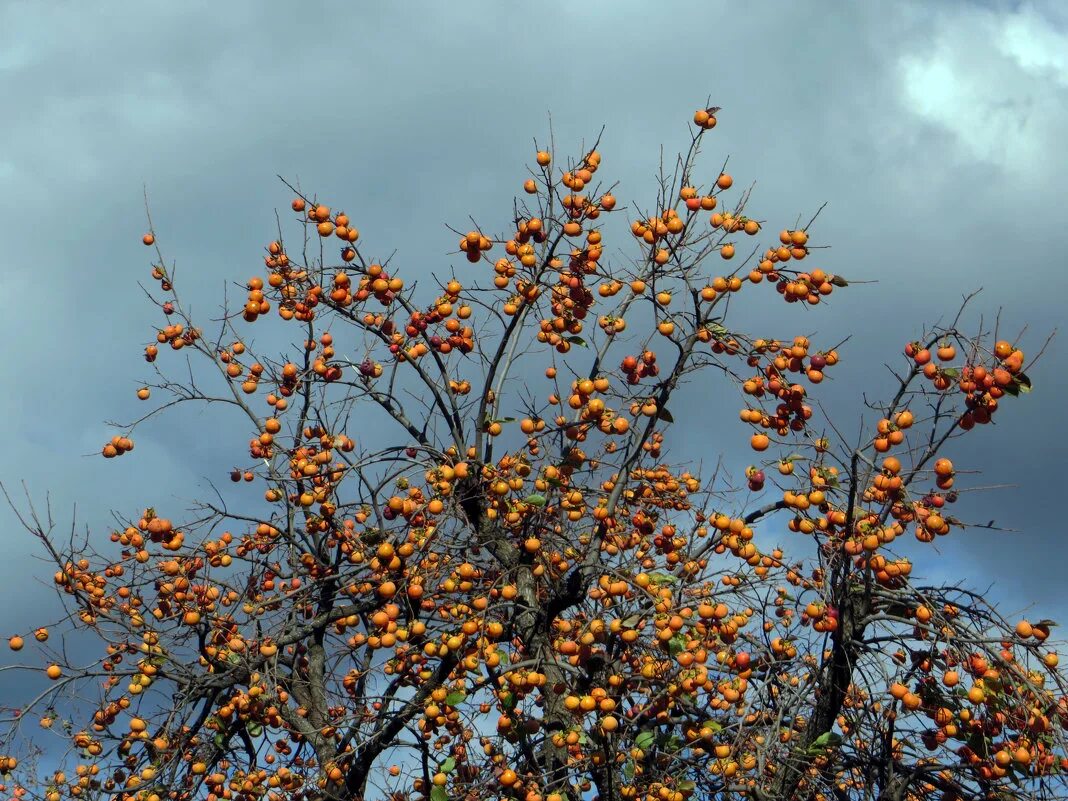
[[668, 634, 687, 657], [940, 367, 960, 378], [213, 732, 227, 749], [807, 731, 843, 754], [440, 757, 456, 774], [647, 572, 678, 586], [678, 781, 696, 793], [501, 691, 517, 710], [700, 720, 723, 733], [829, 274, 849, 287], [431, 786, 448, 801], [635, 731, 655, 751], [566, 336, 588, 347], [362, 527, 384, 545], [655, 407, 675, 424], [623, 760, 635, 781], [1016, 372, 1032, 393], [247, 722, 263, 738], [445, 691, 466, 706], [663, 734, 684, 753], [523, 494, 547, 508], [621, 615, 642, 628]]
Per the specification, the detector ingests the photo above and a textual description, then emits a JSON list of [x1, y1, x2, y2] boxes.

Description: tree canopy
[[2, 107, 1064, 801]]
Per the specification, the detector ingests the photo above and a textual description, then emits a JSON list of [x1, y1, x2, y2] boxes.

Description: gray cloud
[[2, 0, 1066, 643]]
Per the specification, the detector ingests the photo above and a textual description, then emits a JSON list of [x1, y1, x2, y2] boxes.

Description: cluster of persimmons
[[1, 107, 1063, 801]]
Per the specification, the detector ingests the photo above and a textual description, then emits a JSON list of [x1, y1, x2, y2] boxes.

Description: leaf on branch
[[566, 336, 588, 347], [806, 731, 843, 754], [646, 572, 678, 586], [660, 733, 685, 753], [523, 494, 547, 507], [655, 407, 675, 424], [440, 757, 456, 774], [829, 275, 849, 287], [362, 528, 385, 546], [431, 786, 448, 801], [1003, 372, 1032, 396], [635, 731, 655, 751], [668, 634, 687, 656], [445, 690, 466, 706]]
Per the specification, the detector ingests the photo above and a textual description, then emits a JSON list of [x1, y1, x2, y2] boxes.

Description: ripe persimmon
[[933, 458, 954, 477]]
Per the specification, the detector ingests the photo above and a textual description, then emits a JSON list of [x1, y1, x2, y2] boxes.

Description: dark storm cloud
[[1, 0, 1066, 641]]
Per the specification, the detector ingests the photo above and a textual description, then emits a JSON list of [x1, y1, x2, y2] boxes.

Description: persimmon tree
[[2, 107, 1065, 801]]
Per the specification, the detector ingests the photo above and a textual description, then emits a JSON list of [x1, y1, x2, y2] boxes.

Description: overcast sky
[[2, 0, 1067, 654]]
